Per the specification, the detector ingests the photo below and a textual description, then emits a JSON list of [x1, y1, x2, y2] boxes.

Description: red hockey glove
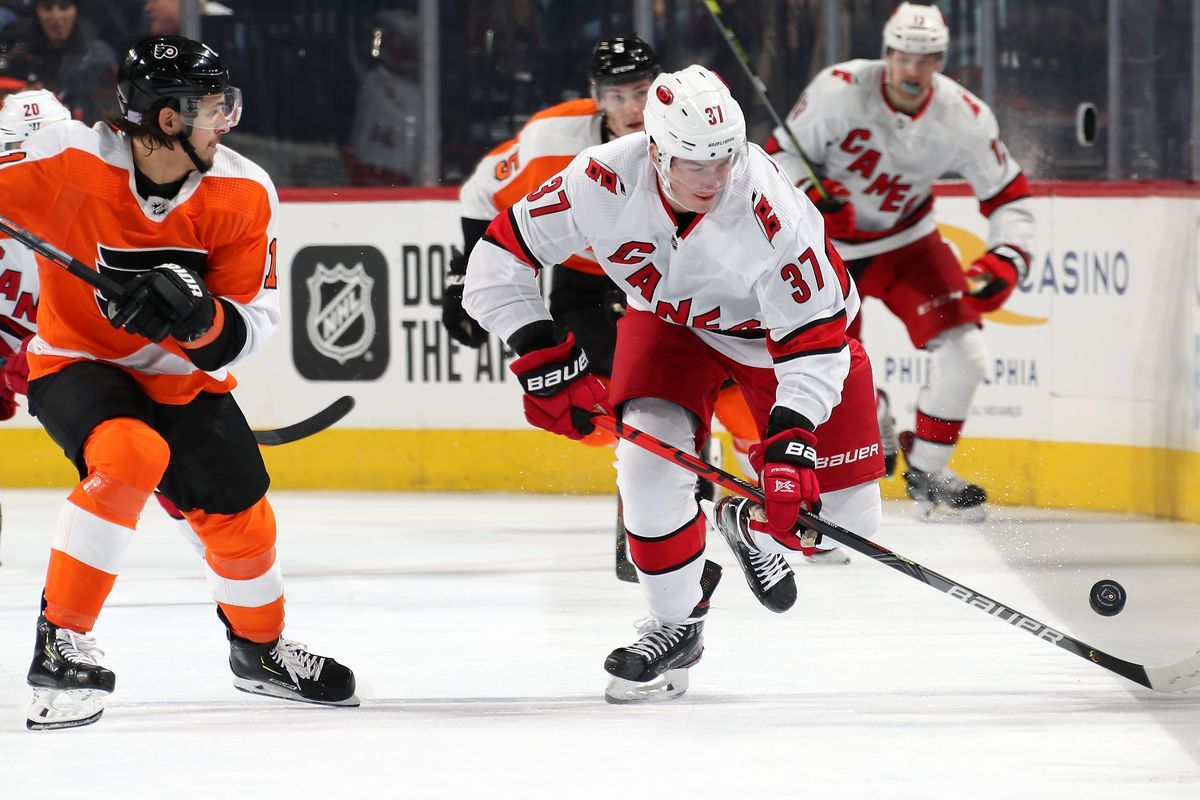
[[748, 427, 822, 546], [510, 331, 611, 440], [0, 334, 31, 396], [805, 179, 857, 239], [965, 245, 1029, 313]]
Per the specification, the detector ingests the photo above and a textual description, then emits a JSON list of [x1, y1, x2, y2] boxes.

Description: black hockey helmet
[[117, 35, 239, 129], [590, 35, 660, 87]]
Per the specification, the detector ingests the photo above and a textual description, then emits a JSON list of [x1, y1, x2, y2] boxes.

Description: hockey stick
[[590, 412, 1200, 692], [253, 395, 355, 446], [698, 0, 834, 204], [0, 213, 125, 299]]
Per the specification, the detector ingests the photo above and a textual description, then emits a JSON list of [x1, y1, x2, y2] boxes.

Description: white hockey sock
[[907, 438, 954, 474]]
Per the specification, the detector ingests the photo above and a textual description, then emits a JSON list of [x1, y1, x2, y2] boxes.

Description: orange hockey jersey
[[0, 121, 280, 404], [460, 98, 605, 275]]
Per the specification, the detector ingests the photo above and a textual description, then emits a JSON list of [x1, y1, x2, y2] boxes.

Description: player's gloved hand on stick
[[442, 253, 490, 348], [964, 244, 1028, 313], [805, 179, 856, 239], [105, 263, 216, 344], [748, 414, 822, 548], [510, 330, 611, 440]]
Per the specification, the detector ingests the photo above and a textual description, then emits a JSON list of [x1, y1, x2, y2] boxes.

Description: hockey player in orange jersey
[[0, 36, 357, 730]]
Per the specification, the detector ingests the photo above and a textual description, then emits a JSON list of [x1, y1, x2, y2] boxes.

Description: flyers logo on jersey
[[153, 43, 179, 60], [95, 244, 207, 310]]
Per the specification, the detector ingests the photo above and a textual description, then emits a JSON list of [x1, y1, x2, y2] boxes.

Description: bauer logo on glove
[[520, 349, 590, 396], [783, 440, 817, 462]]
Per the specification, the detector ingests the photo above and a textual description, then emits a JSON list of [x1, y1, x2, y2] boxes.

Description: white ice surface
[[1, 490, 1200, 798]]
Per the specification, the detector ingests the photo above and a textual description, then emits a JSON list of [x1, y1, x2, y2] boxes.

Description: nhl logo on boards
[[292, 245, 390, 380], [152, 43, 179, 59], [656, 86, 674, 105], [306, 264, 375, 363]]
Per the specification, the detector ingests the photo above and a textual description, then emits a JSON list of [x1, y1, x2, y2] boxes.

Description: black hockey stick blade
[[0, 213, 126, 298], [591, 412, 1200, 693], [253, 395, 355, 447]]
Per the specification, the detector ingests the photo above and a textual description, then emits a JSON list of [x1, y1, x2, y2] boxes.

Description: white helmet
[[643, 65, 746, 207], [0, 89, 71, 150], [883, 3, 950, 55]]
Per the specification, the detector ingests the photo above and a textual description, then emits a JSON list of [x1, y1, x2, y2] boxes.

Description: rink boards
[[3, 182, 1200, 522]]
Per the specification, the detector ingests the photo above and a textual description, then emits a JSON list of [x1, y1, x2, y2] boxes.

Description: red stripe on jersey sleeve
[[980, 172, 1031, 218], [768, 309, 847, 363], [625, 511, 706, 575], [481, 207, 543, 272]]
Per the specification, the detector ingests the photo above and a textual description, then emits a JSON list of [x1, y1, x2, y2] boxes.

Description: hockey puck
[[1089, 579, 1127, 616]]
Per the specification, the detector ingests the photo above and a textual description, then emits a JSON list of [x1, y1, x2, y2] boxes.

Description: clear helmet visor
[[179, 86, 242, 131], [653, 143, 745, 212]]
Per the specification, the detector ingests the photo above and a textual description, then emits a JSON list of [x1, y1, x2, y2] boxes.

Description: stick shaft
[[0, 213, 125, 298], [698, 0, 829, 199]]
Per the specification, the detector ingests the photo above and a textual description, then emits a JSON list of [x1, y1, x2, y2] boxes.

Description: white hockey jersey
[[768, 60, 1034, 260], [0, 235, 38, 352], [464, 133, 860, 429]]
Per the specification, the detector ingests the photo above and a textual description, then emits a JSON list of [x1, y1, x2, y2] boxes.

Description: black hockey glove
[[106, 264, 216, 344], [441, 252, 489, 348]]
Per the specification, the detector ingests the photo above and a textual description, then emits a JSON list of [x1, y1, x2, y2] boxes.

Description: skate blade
[[802, 547, 851, 566], [912, 501, 987, 524], [27, 688, 107, 731], [605, 668, 690, 704], [233, 678, 361, 707]]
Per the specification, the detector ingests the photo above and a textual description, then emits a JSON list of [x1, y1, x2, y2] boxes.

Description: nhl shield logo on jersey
[[291, 245, 390, 381], [305, 263, 376, 364]]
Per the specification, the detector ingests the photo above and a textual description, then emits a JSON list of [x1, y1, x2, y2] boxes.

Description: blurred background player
[[464, 66, 883, 702], [0, 35, 356, 729], [765, 3, 1034, 521], [0, 86, 69, 565]]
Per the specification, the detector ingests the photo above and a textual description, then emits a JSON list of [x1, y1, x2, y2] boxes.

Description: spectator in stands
[[343, 9, 423, 186], [0, 0, 117, 123], [142, 0, 229, 37]]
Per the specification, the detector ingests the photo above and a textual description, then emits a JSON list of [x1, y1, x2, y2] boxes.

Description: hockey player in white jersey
[[766, 3, 1035, 521], [465, 66, 884, 702], [443, 34, 661, 374], [0, 89, 71, 421]]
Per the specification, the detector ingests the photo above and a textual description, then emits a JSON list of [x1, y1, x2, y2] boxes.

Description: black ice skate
[[604, 559, 722, 703], [876, 388, 899, 478], [703, 496, 798, 612], [221, 610, 359, 707], [26, 615, 116, 730], [899, 431, 988, 522]]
